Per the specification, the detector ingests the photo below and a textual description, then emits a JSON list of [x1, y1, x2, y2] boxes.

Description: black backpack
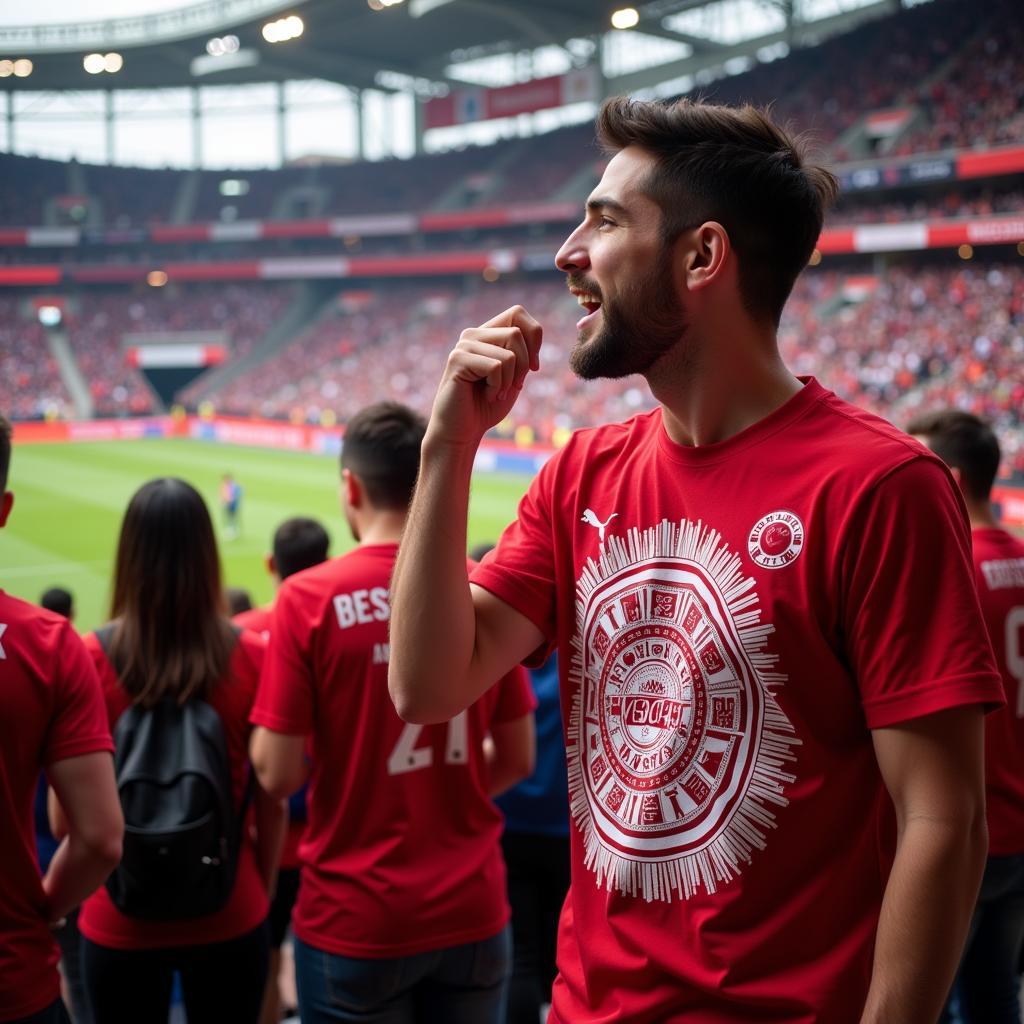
[[97, 624, 251, 920]]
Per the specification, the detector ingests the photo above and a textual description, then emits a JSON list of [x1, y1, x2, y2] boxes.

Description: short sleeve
[[250, 584, 316, 736], [471, 457, 559, 657], [44, 622, 114, 766], [841, 457, 1004, 728], [489, 665, 537, 724]]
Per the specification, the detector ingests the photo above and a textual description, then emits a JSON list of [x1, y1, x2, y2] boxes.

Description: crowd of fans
[[66, 284, 293, 417], [0, 298, 74, 421], [198, 262, 1024, 477]]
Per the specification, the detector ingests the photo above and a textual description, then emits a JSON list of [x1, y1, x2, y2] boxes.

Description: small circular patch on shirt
[[748, 510, 805, 570]]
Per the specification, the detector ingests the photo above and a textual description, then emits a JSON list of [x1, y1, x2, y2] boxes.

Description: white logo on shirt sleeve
[[0, 623, 6, 659]]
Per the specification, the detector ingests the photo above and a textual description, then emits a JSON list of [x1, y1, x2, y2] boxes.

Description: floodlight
[[37, 305, 61, 327], [104, 53, 123, 73], [147, 270, 169, 287], [13, 59, 32, 77], [0, 61, 13, 78], [84, 53, 106, 74], [611, 7, 639, 29]]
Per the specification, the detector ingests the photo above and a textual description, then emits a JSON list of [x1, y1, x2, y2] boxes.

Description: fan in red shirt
[[250, 401, 536, 1024], [0, 416, 122, 1024], [76, 477, 287, 1024], [910, 410, 1024, 1024], [234, 515, 329, 1024], [389, 98, 1004, 1024]]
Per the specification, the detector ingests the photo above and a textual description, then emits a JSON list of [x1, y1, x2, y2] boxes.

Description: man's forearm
[[389, 435, 480, 723], [42, 832, 122, 923], [860, 814, 986, 1023]]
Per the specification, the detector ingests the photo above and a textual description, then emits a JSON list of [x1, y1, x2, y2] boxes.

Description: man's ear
[[681, 221, 730, 292], [265, 553, 276, 577], [0, 491, 13, 528], [948, 465, 966, 495], [342, 468, 362, 510]]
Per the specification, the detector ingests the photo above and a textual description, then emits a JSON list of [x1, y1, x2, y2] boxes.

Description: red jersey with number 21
[[471, 378, 1003, 1024], [250, 543, 535, 958], [972, 526, 1024, 855]]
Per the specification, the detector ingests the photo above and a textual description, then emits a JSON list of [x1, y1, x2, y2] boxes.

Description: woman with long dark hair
[[75, 477, 285, 1024]]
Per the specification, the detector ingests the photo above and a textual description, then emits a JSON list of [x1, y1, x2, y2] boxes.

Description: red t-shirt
[[250, 543, 536, 958], [0, 592, 113, 1021], [235, 604, 273, 640], [972, 526, 1024, 855], [234, 602, 304, 868], [78, 628, 269, 950], [471, 378, 1003, 1024]]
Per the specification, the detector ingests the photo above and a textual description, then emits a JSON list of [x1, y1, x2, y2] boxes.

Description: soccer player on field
[[910, 410, 1024, 1024], [388, 97, 1005, 1023], [0, 415, 123, 1024], [249, 401, 536, 1023]]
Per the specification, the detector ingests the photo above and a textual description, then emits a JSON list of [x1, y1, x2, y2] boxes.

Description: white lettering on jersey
[[333, 587, 390, 630], [981, 557, 1024, 591], [373, 642, 390, 665], [0, 622, 6, 659], [568, 517, 799, 904]]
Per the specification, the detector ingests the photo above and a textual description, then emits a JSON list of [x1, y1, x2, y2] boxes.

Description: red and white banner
[[424, 67, 600, 129]]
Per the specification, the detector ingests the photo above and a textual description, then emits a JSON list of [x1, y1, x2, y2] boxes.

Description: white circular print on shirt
[[568, 519, 800, 903]]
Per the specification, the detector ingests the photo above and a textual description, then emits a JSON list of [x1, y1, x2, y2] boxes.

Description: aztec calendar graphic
[[567, 518, 800, 903]]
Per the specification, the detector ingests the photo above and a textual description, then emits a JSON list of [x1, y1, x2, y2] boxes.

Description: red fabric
[[78, 629, 269, 951], [0, 593, 113, 1020], [234, 604, 273, 639], [471, 378, 1003, 1024], [250, 543, 536, 957], [972, 527, 1024, 855]]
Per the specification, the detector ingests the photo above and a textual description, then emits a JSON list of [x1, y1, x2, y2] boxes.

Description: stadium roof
[[0, 0, 897, 97]]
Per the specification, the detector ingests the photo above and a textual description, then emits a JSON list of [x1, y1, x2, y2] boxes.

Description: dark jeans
[[501, 831, 571, 1024], [80, 922, 269, 1024], [941, 853, 1024, 1024], [7, 999, 71, 1024], [294, 926, 511, 1024], [55, 908, 90, 1024], [958, 853, 1024, 1023]]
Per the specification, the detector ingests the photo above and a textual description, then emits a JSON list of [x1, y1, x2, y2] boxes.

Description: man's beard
[[568, 264, 685, 381]]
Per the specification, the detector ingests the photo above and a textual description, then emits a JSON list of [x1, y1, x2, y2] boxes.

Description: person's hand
[[426, 305, 542, 448]]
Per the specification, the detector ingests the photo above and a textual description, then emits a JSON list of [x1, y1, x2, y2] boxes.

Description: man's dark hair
[[906, 410, 1001, 502], [225, 587, 253, 615], [40, 586, 73, 619], [596, 97, 838, 327], [272, 516, 330, 580], [0, 415, 11, 493], [341, 402, 427, 511]]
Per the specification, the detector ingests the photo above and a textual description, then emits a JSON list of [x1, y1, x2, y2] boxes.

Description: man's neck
[[356, 511, 407, 547], [966, 499, 1000, 531], [649, 319, 801, 448]]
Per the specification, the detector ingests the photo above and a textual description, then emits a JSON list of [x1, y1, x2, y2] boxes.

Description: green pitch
[[2, 438, 533, 633]]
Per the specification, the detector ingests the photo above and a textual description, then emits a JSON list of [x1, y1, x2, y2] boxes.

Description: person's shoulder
[[0, 591, 78, 655], [974, 526, 1024, 562], [279, 550, 386, 608], [804, 385, 943, 482]]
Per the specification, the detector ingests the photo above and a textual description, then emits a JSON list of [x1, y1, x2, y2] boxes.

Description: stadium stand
[[0, 298, 73, 421]]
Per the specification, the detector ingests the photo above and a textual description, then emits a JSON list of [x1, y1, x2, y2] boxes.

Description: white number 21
[[387, 712, 469, 775]]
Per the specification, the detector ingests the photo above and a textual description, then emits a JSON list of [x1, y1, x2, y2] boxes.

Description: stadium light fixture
[[147, 270, 169, 287], [611, 7, 640, 29], [84, 53, 105, 74], [104, 53, 123, 73], [0, 61, 11, 78], [262, 15, 304, 42], [37, 305, 62, 327], [957, 244, 973, 261], [13, 58, 33, 78], [207, 34, 240, 56], [368, 0, 404, 8], [1017, 242, 1024, 258]]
